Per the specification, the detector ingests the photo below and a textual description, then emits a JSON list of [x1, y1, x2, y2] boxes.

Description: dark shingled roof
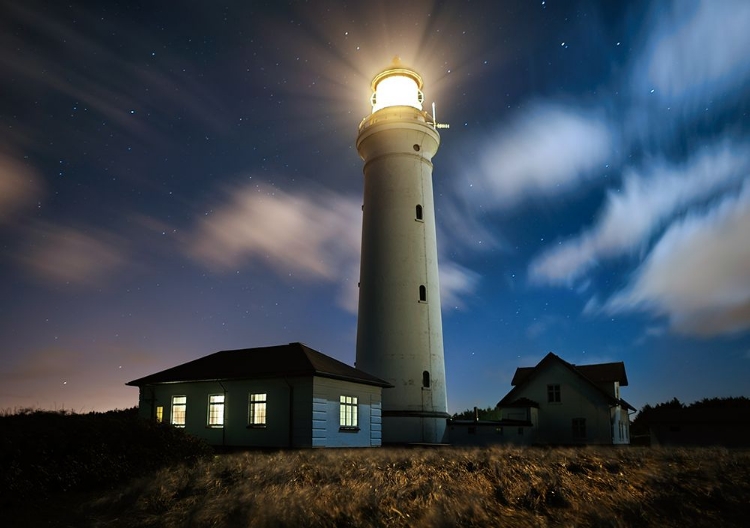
[[512, 359, 628, 386], [498, 352, 635, 411], [126, 342, 392, 388]]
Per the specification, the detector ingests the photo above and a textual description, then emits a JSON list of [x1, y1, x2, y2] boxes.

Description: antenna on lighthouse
[[432, 101, 451, 130]]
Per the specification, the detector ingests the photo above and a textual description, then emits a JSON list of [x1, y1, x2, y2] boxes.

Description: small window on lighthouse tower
[[419, 285, 427, 302], [416, 204, 423, 221], [422, 370, 430, 388]]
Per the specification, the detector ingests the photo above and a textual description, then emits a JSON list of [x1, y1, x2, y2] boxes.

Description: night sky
[[2, 0, 749, 415]]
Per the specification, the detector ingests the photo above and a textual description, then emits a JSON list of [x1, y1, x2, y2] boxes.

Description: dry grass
[[83, 446, 750, 527]]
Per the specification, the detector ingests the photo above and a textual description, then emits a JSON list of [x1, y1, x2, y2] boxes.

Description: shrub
[[0, 407, 212, 502]]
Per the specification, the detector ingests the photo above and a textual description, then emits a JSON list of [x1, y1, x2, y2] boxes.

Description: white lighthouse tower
[[355, 61, 449, 444]]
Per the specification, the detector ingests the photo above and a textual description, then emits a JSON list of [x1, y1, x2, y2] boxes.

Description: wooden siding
[[312, 377, 383, 447], [369, 394, 382, 446]]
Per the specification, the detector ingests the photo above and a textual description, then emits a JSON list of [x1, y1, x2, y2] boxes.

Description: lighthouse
[[355, 62, 449, 444]]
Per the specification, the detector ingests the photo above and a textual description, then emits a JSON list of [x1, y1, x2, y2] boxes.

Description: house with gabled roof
[[126, 342, 392, 448], [496, 352, 635, 445]]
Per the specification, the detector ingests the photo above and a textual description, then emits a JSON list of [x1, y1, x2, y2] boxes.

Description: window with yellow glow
[[207, 394, 225, 427], [171, 396, 186, 427], [155, 406, 163, 423], [248, 393, 267, 426], [339, 395, 358, 429]]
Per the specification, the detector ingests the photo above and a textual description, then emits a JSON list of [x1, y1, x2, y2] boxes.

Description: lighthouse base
[[382, 412, 450, 444]]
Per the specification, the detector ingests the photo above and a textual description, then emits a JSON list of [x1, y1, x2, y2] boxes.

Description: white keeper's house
[[126, 342, 392, 448], [496, 352, 635, 445]]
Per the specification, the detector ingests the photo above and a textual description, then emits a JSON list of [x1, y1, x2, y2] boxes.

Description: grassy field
[[3, 410, 749, 526], [76, 445, 750, 527]]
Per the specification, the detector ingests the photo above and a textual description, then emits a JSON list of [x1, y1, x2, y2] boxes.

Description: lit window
[[416, 204, 423, 220], [572, 418, 586, 439], [419, 285, 427, 302], [547, 384, 561, 403], [422, 370, 430, 388], [171, 396, 186, 427], [207, 394, 225, 427], [248, 393, 267, 426], [155, 406, 163, 423], [340, 395, 358, 429]]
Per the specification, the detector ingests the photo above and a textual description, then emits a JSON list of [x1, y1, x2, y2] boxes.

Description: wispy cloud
[[457, 102, 613, 208], [515, 0, 750, 338], [439, 261, 480, 310], [188, 182, 363, 313], [17, 223, 128, 287], [633, 325, 667, 346], [635, 0, 750, 106], [0, 152, 44, 224], [529, 140, 749, 284], [188, 181, 481, 314], [189, 182, 362, 280], [604, 182, 750, 336], [526, 315, 569, 340]]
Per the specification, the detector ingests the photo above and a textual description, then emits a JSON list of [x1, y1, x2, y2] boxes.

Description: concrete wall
[[355, 105, 448, 444]]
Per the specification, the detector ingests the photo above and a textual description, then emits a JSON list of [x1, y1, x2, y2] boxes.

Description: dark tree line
[[451, 406, 498, 420], [631, 396, 750, 436]]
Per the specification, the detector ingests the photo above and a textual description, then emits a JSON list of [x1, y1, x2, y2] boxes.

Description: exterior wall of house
[[506, 362, 615, 445], [611, 406, 630, 445], [312, 377, 383, 447], [137, 376, 383, 448], [137, 377, 316, 448]]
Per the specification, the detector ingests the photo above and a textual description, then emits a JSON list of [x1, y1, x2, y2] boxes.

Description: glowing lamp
[[370, 67, 424, 113]]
